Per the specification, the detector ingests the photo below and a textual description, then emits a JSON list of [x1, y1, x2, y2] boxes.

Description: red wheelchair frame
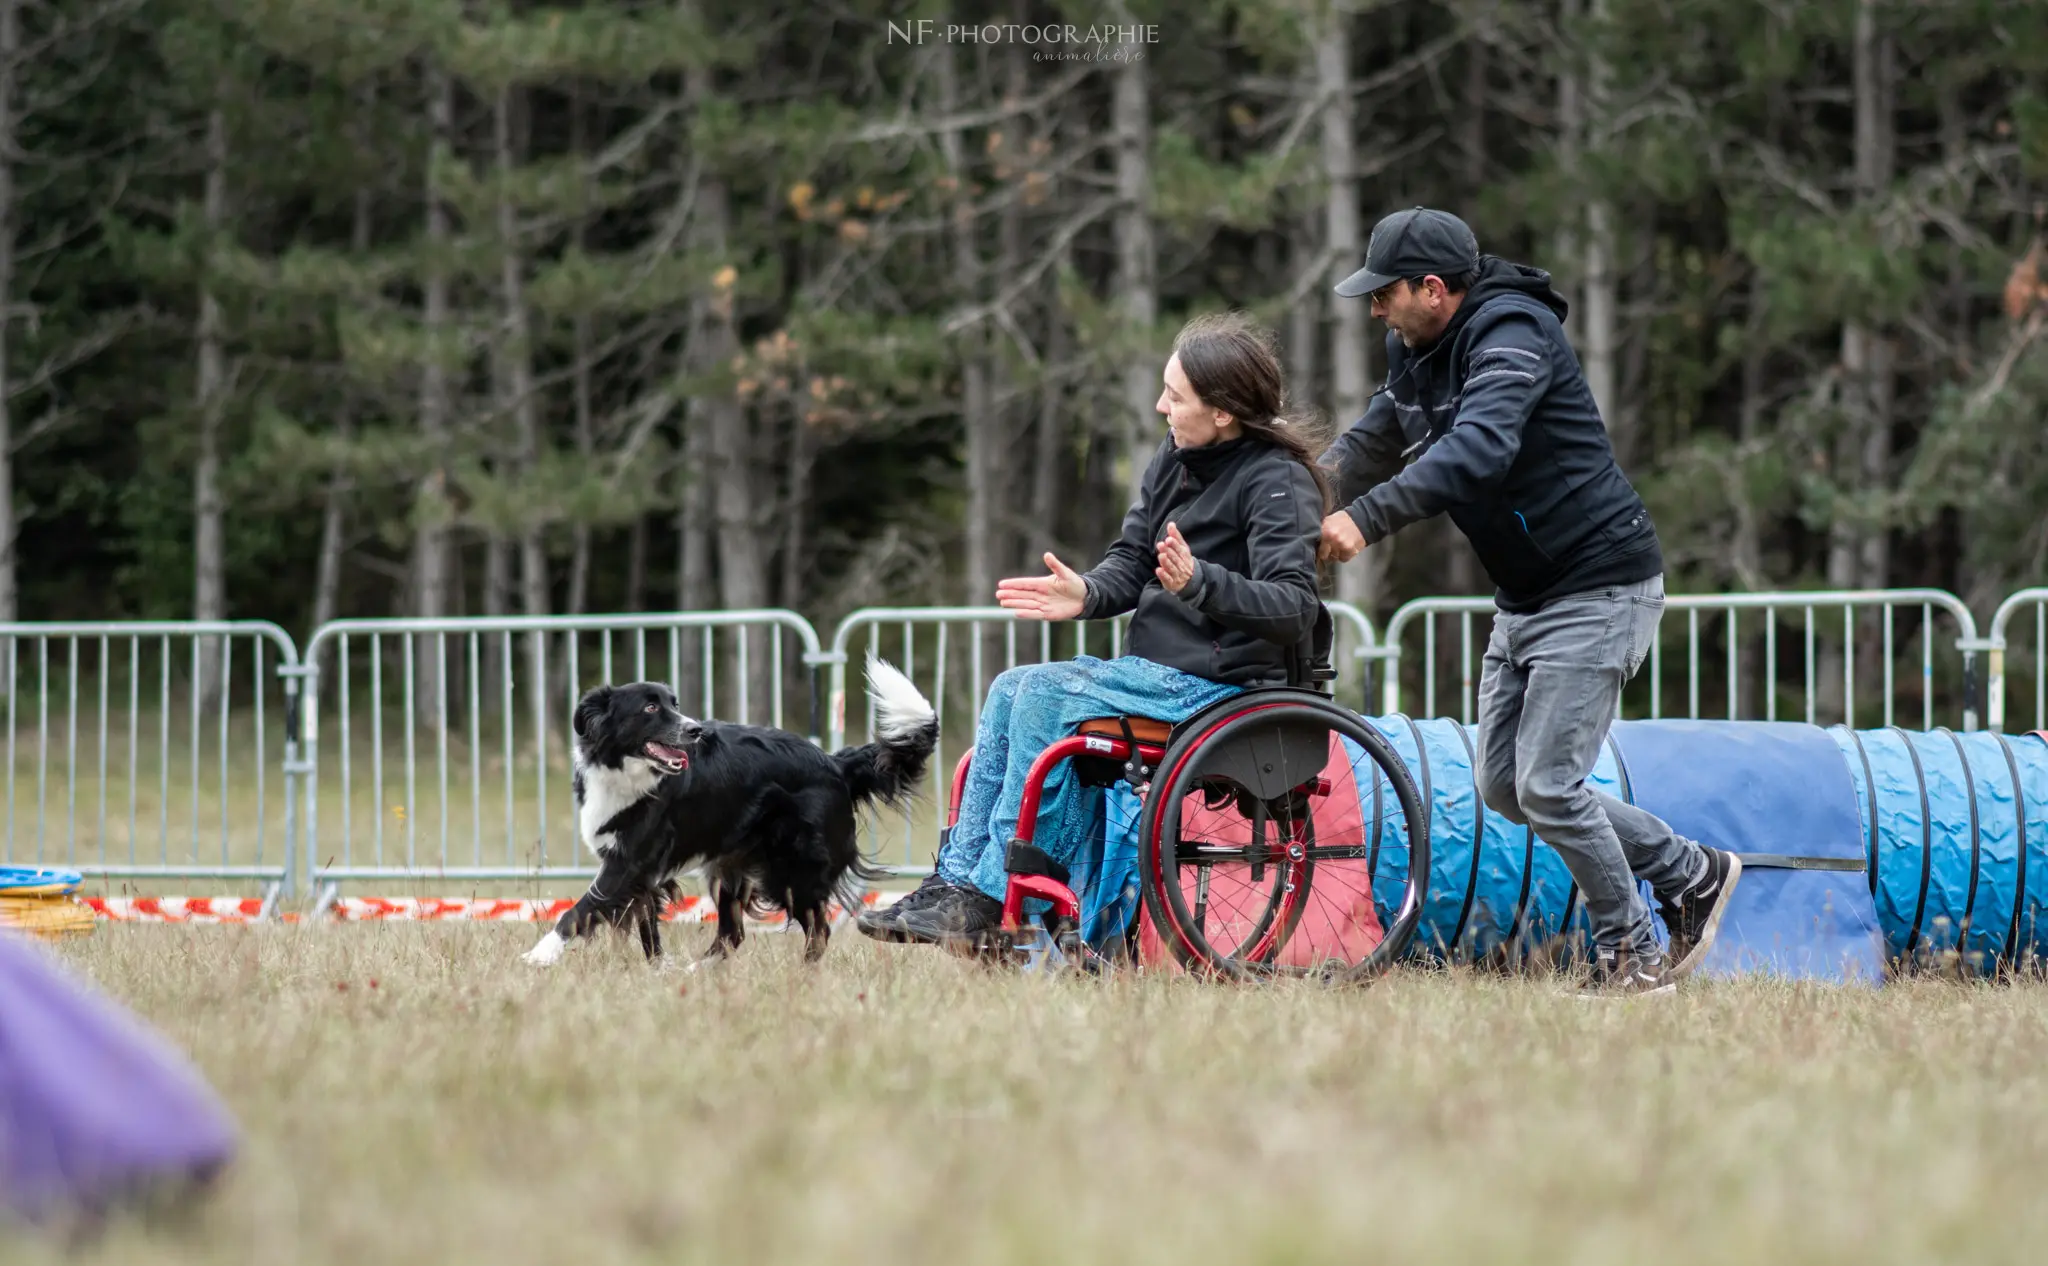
[[938, 686, 1422, 978], [949, 726, 1172, 934]]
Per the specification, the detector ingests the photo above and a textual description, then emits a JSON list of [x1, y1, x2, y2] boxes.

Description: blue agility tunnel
[[1831, 726, 2048, 971], [1090, 716, 2048, 981], [1354, 717, 1888, 983]]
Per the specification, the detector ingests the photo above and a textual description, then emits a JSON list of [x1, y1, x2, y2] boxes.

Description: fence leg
[[810, 648, 848, 750], [1986, 642, 2006, 733], [807, 661, 823, 747], [1957, 638, 1993, 733]]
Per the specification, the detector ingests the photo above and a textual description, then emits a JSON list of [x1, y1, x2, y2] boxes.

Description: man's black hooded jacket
[[1322, 256, 1662, 612]]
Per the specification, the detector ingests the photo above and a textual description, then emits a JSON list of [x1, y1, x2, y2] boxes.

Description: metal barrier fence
[[6, 587, 2045, 908], [1378, 588, 1985, 731], [1326, 601, 1381, 712], [826, 607, 1128, 871], [298, 611, 825, 903], [825, 604, 1382, 870], [1987, 587, 2048, 734], [0, 621, 303, 907]]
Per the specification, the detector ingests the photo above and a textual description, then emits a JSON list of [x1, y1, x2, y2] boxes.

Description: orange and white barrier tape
[[83, 891, 893, 925], [86, 897, 276, 923], [331, 896, 714, 922]]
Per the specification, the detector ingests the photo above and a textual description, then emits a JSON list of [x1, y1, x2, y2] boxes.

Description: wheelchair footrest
[[1003, 839, 1070, 885], [1000, 873, 1080, 931]]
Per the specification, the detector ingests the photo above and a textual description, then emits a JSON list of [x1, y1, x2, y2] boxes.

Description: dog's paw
[[522, 931, 566, 967]]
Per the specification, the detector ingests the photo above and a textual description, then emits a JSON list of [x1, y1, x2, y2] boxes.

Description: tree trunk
[[1850, 7, 1895, 603], [1447, 28, 1487, 599], [1284, 50, 1320, 402], [683, 46, 769, 718], [996, 33, 1029, 584], [1029, 55, 1069, 563], [1937, 79, 1971, 607], [625, 515, 647, 611], [1286, 219, 1319, 409], [939, 43, 995, 608], [411, 69, 454, 731], [312, 160, 372, 664], [1582, 192, 1620, 437], [780, 399, 812, 609], [1735, 270, 1770, 714], [494, 87, 551, 709], [1554, 0, 1581, 292], [1460, 30, 1487, 187], [1318, 10, 1386, 618], [310, 436, 351, 637], [1112, 44, 1156, 502], [677, 444, 712, 617], [670, 0, 712, 707], [482, 537, 514, 617], [1031, 248, 1069, 559], [1557, 0, 1620, 441], [675, 437, 712, 706], [1823, 0, 1895, 720], [1734, 278, 1769, 591], [193, 107, 228, 709], [567, 95, 595, 621], [481, 535, 512, 705], [701, 209, 770, 717], [567, 313, 593, 616]]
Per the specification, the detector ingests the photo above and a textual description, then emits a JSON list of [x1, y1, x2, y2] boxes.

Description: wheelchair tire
[[1136, 690, 1429, 982]]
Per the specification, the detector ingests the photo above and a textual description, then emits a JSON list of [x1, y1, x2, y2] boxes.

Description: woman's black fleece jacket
[[1077, 434, 1322, 687]]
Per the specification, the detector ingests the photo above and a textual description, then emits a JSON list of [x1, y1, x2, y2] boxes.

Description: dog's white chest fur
[[577, 758, 663, 858]]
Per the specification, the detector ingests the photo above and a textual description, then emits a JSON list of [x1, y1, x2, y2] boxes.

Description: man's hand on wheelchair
[[1319, 511, 1366, 563], [997, 552, 1088, 621]]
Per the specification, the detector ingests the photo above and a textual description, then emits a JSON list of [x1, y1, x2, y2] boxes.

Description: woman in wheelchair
[[857, 312, 1332, 950]]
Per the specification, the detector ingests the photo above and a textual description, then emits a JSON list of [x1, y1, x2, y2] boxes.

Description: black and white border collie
[[521, 657, 937, 968]]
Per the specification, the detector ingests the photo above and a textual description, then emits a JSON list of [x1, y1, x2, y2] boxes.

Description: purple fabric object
[[0, 929, 236, 1221]]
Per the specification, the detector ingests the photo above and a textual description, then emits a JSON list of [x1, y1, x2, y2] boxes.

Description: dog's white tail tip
[[865, 655, 936, 741]]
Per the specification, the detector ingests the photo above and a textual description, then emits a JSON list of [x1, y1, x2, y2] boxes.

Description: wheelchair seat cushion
[[1078, 716, 1174, 746]]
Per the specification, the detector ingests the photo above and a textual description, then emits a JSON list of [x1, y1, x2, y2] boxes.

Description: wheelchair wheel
[[1136, 690, 1428, 982]]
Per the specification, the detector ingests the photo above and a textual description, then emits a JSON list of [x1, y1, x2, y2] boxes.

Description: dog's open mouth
[[643, 741, 690, 774]]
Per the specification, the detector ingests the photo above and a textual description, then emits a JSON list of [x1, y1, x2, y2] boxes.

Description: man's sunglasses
[[1369, 276, 1432, 305]]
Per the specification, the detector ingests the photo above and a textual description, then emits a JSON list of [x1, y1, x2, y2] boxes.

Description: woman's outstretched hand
[[996, 552, 1087, 621], [1155, 522, 1196, 594]]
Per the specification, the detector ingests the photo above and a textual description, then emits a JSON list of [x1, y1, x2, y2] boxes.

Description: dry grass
[[9, 924, 2048, 1265]]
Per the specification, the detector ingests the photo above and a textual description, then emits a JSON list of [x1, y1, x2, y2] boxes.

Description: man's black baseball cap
[[1333, 206, 1482, 298]]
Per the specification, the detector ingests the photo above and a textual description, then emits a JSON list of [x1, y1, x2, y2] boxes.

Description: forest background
[[7, 0, 2047, 667]]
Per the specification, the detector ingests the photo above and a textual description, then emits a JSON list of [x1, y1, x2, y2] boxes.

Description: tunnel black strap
[[1446, 723, 1486, 954], [1732, 853, 1866, 872]]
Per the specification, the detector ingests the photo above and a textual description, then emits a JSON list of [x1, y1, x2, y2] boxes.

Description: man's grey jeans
[[1475, 573, 1706, 955]]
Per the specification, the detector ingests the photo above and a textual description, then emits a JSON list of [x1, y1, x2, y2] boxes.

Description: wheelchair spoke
[[1137, 692, 1429, 981]]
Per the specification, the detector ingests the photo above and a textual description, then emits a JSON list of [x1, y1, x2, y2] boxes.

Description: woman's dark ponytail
[[1171, 312, 1334, 514]]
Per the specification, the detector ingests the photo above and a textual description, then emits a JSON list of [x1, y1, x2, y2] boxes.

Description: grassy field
[[10, 924, 2048, 1265]]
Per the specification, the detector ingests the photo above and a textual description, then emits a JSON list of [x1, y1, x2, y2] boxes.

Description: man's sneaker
[[1576, 946, 1676, 999], [855, 871, 952, 943], [1659, 847, 1743, 978], [859, 877, 1002, 948]]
